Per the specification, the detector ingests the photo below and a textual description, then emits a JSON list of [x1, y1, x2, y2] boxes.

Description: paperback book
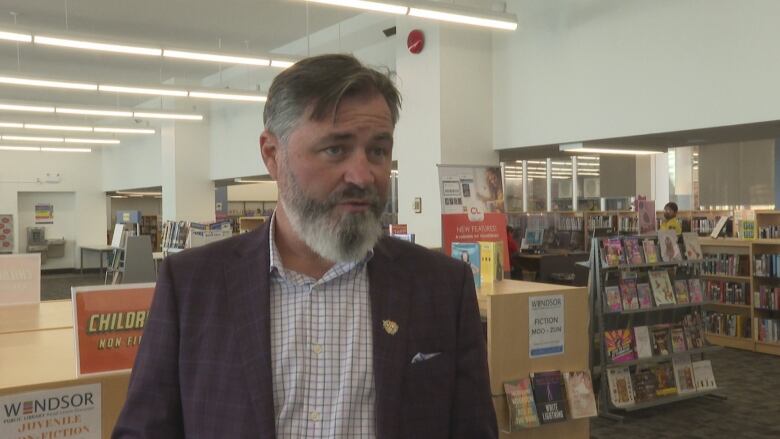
[[658, 230, 683, 262], [479, 241, 504, 284], [673, 279, 691, 304], [672, 354, 697, 394], [651, 325, 673, 356], [604, 285, 623, 313], [623, 237, 645, 265], [633, 326, 654, 359], [451, 242, 481, 288], [632, 367, 658, 403], [692, 360, 717, 391], [670, 325, 687, 353], [688, 278, 704, 303], [682, 232, 703, 260], [504, 378, 540, 430], [530, 371, 567, 424], [636, 282, 654, 309], [651, 362, 679, 397], [602, 238, 625, 267], [619, 272, 640, 311], [563, 370, 598, 419], [649, 270, 676, 306], [682, 312, 706, 349], [605, 329, 637, 363], [642, 239, 659, 264], [607, 366, 635, 408]]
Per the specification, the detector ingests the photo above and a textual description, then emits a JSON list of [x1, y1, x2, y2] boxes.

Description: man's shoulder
[[375, 236, 465, 272], [165, 228, 265, 268]]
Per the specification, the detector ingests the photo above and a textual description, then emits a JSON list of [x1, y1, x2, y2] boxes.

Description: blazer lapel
[[224, 224, 276, 438], [368, 238, 411, 439]]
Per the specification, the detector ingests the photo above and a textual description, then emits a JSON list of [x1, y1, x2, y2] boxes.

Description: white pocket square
[[411, 352, 441, 364]]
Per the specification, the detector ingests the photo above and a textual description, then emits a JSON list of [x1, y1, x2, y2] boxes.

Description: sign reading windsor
[[529, 294, 565, 358]]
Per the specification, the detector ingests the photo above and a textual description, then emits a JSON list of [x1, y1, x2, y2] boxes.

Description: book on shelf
[[504, 378, 540, 430], [682, 311, 706, 349], [704, 311, 751, 338], [682, 232, 703, 260], [673, 279, 691, 304], [633, 326, 654, 359], [651, 362, 678, 397], [670, 325, 687, 353], [619, 272, 640, 310], [658, 230, 683, 262], [642, 239, 659, 264], [637, 199, 656, 234], [623, 237, 645, 265], [601, 237, 625, 267], [631, 366, 658, 403], [604, 285, 623, 312], [451, 242, 481, 288], [672, 354, 697, 394], [754, 253, 780, 278], [687, 278, 704, 303], [651, 325, 673, 356], [703, 253, 743, 276], [759, 225, 780, 239], [636, 282, 654, 309], [649, 270, 676, 306], [756, 318, 780, 343], [755, 285, 780, 310], [605, 329, 637, 363], [692, 360, 718, 391], [607, 366, 635, 408], [710, 216, 730, 239], [706, 280, 749, 305], [530, 371, 567, 424], [563, 370, 598, 419]]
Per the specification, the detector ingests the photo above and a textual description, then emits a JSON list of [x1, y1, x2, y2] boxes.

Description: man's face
[[262, 92, 394, 262]]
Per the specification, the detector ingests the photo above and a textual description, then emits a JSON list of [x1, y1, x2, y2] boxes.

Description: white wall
[[494, 0, 780, 148], [17, 192, 76, 270], [102, 134, 162, 191], [227, 182, 278, 201], [208, 102, 268, 180], [0, 150, 107, 268]]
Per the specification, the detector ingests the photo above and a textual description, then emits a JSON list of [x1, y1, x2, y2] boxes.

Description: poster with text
[[0, 253, 41, 305], [439, 165, 509, 267], [34, 204, 53, 224], [529, 294, 565, 358], [637, 199, 656, 235], [0, 383, 101, 439], [72, 283, 155, 376]]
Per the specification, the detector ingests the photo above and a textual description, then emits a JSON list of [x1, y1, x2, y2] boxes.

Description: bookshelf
[[755, 210, 780, 239], [590, 234, 721, 419], [238, 216, 268, 233], [751, 240, 780, 356]]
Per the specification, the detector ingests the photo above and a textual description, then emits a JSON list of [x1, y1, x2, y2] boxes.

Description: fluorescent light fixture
[[0, 145, 39, 151], [133, 111, 203, 121], [57, 107, 133, 117], [0, 30, 32, 43], [188, 91, 266, 102], [40, 147, 92, 152], [163, 49, 270, 66], [25, 123, 92, 132], [408, 6, 517, 31], [0, 122, 23, 128], [271, 60, 295, 69], [0, 75, 97, 91], [34, 35, 161, 56], [94, 127, 155, 134], [2, 135, 63, 142], [560, 142, 661, 156], [306, 0, 409, 15], [99, 84, 188, 97], [64, 138, 120, 144], [0, 103, 54, 113]]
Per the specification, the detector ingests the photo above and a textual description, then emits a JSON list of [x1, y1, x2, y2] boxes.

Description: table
[[80, 245, 116, 274]]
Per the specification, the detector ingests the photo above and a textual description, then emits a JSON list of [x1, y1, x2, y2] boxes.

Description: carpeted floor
[[41, 272, 780, 438]]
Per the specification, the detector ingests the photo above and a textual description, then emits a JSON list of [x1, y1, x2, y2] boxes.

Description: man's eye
[[369, 146, 389, 157], [324, 146, 345, 156]]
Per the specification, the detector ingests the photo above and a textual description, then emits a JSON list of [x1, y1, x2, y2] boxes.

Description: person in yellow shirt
[[659, 202, 682, 235]]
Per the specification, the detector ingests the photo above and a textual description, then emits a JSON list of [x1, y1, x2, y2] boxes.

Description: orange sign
[[71, 283, 155, 376], [442, 213, 510, 267]]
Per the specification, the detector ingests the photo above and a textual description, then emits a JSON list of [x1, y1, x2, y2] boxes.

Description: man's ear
[[260, 129, 279, 180]]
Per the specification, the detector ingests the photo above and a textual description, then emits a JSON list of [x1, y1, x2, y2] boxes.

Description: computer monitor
[[524, 228, 544, 247]]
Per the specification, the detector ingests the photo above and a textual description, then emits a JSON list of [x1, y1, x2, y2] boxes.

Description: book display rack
[[589, 233, 723, 420]]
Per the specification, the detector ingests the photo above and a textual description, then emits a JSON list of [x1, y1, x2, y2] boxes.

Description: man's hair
[[664, 202, 679, 213], [262, 54, 401, 142]]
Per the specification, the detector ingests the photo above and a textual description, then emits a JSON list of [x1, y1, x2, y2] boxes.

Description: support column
[[161, 121, 215, 222]]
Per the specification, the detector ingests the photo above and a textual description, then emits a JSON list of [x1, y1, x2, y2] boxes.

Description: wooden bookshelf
[[705, 333, 755, 351], [755, 210, 780, 239], [238, 216, 268, 233]]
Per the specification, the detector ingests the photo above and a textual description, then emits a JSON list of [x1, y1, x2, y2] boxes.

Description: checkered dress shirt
[[269, 216, 376, 438]]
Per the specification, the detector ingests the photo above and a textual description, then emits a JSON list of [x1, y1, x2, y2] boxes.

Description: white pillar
[[161, 121, 215, 222]]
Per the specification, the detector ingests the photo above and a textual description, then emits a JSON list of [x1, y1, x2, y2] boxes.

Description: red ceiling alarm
[[407, 29, 425, 54]]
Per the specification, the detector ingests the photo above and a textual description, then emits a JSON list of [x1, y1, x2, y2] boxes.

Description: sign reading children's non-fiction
[[529, 294, 565, 358], [71, 283, 155, 376], [0, 383, 101, 439], [0, 253, 41, 306]]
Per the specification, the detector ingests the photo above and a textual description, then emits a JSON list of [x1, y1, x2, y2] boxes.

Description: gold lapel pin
[[382, 319, 399, 335]]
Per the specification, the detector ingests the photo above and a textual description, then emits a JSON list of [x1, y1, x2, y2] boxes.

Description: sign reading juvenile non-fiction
[[529, 294, 565, 358], [0, 383, 101, 439], [71, 283, 155, 376], [0, 253, 41, 305]]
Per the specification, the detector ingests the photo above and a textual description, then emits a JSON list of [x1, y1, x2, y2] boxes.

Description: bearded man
[[113, 54, 496, 439]]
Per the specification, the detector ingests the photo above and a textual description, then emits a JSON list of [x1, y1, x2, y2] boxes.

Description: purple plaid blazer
[[112, 224, 497, 438]]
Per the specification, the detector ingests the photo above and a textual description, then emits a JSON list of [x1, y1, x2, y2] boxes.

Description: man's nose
[[343, 151, 375, 188]]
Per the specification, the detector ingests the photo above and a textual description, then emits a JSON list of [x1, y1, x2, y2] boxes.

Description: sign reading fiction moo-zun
[[0, 383, 101, 439], [529, 294, 565, 358]]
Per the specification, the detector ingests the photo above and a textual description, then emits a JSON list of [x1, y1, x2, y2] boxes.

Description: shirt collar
[[268, 210, 374, 280]]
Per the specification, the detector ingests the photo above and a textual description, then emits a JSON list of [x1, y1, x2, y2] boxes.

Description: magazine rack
[[588, 234, 724, 421]]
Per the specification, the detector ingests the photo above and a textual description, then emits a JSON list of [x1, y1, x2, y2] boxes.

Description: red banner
[[72, 283, 155, 375], [442, 212, 510, 268]]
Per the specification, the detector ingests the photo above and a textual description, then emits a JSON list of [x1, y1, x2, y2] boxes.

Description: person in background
[[506, 225, 519, 256], [660, 201, 682, 235]]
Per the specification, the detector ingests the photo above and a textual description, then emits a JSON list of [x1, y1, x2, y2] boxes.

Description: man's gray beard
[[279, 165, 385, 263]]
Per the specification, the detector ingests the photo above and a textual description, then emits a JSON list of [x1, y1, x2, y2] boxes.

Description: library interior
[[1, 1, 780, 438]]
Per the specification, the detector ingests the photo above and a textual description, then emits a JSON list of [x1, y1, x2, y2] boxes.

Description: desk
[[80, 245, 116, 274], [0, 300, 73, 335]]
